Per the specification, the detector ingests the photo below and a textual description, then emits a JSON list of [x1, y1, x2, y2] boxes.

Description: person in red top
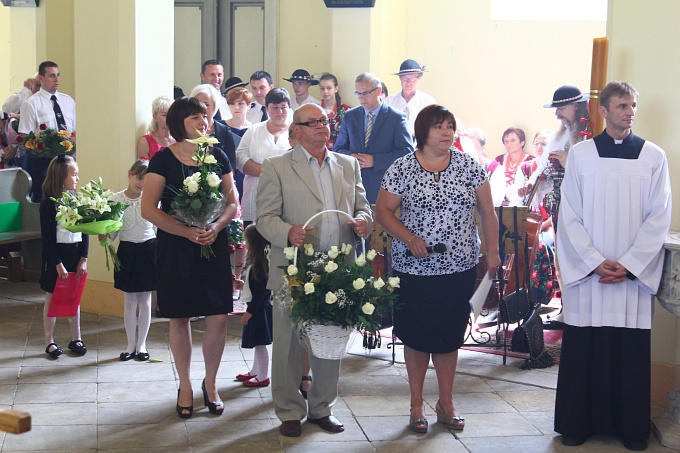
[[318, 73, 350, 151]]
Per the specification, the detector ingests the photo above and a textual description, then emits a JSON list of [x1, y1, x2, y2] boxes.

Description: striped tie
[[364, 112, 374, 148]]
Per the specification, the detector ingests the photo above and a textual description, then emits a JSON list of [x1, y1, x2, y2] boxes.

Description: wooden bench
[[0, 168, 42, 282]]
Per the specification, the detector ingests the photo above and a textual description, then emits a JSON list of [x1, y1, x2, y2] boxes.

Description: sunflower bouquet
[[51, 178, 128, 271], [18, 123, 76, 158]]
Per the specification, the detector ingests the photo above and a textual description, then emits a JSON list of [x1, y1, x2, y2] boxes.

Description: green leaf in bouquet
[[190, 199, 203, 210]]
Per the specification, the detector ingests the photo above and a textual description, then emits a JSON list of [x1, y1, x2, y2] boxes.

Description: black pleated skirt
[[113, 239, 157, 293], [40, 243, 81, 293]]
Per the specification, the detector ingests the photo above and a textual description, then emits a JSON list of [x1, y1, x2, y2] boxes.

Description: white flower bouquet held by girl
[[51, 178, 127, 271], [168, 129, 229, 259]]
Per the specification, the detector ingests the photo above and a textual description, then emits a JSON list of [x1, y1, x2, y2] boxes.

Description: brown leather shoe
[[279, 420, 302, 437], [307, 415, 345, 433]]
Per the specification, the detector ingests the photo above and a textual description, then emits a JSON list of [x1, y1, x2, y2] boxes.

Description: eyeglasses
[[354, 87, 379, 98], [533, 142, 548, 147], [295, 118, 330, 127]]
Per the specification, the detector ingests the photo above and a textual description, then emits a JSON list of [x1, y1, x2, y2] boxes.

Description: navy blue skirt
[[392, 266, 476, 354]]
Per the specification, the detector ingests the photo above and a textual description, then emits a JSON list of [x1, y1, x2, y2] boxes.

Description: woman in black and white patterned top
[[375, 104, 500, 434]]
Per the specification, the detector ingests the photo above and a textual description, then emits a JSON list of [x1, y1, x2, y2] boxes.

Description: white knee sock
[[135, 292, 152, 354], [123, 293, 138, 352], [250, 345, 270, 380]]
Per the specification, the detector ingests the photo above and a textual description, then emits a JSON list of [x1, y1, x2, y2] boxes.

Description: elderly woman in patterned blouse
[[375, 104, 500, 434]]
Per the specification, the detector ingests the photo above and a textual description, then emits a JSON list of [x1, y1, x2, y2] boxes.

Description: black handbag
[[510, 305, 545, 360], [499, 288, 530, 324]]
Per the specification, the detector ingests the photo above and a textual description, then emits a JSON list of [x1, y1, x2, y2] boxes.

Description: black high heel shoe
[[176, 388, 193, 419], [201, 379, 224, 416]]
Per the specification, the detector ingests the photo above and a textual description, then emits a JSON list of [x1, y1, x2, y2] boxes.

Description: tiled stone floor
[[0, 280, 674, 452]]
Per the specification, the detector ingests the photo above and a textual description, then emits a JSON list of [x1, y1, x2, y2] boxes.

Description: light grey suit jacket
[[256, 145, 373, 291]]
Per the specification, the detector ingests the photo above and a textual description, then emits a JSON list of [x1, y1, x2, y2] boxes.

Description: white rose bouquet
[[168, 129, 228, 259], [51, 178, 128, 271], [280, 242, 399, 336]]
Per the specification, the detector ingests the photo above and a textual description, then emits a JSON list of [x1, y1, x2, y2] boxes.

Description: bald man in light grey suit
[[257, 104, 373, 437]]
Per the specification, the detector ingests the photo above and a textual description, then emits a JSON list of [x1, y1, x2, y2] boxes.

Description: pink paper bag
[[48, 272, 87, 317]]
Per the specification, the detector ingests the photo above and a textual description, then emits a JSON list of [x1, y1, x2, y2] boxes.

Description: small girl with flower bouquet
[[234, 224, 273, 387], [99, 159, 157, 362], [39, 154, 88, 358]]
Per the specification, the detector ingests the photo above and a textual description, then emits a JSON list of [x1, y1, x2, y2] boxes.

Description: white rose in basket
[[304, 243, 314, 256], [324, 261, 338, 273], [287, 264, 298, 276], [366, 249, 377, 261], [284, 246, 295, 261], [388, 276, 401, 288], [362, 302, 375, 315], [341, 243, 353, 255], [304, 282, 315, 294], [373, 277, 385, 289], [352, 278, 365, 290], [355, 254, 366, 267], [325, 292, 338, 304], [328, 246, 339, 259]]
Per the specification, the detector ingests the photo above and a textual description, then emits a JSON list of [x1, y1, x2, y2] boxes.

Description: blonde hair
[[148, 96, 173, 133]]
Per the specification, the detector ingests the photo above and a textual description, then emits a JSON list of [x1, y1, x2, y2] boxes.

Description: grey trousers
[[271, 304, 341, 422]]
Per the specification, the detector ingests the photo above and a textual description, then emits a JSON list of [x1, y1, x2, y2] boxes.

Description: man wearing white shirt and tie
[[247, 71, 274, 124], [19, 61, 76, 201]]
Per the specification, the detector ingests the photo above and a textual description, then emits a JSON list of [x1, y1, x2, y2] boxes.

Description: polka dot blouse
[[381, 150, 486, 276]]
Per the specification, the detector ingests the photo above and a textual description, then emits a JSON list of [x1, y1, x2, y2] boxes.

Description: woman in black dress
[[142, 97, 238, 418]]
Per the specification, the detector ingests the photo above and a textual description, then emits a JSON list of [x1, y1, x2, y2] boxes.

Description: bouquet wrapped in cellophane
[[51, 178, 127, 271], [168, 129, 228, 259]]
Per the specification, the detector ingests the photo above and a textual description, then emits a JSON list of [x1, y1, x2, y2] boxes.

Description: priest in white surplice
[[554, 81, 672, 451]]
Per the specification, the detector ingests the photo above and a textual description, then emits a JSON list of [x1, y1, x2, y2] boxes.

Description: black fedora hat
[[544, 85, 590, 108], [224, 76, 248, 94], [393, 59, 427, 76], [283, 69, 319, 86]]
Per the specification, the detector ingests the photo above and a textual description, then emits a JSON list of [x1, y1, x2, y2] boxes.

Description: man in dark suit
[[333, 72, 413, 204]]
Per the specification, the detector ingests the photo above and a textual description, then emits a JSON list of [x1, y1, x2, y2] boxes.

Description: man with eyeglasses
[[334, 72, 413, 204], [257, 103, 372, 438], [385, 59, 436, 137]]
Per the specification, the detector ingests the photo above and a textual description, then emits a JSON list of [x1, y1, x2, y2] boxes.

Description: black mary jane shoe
[[120, 351, 136, 361], [136, 352, 150, 361], [176, 389, 193, 419], [68, 340, 87, 355], [201, 379, 224, 416], [45, 343, 63, 359]]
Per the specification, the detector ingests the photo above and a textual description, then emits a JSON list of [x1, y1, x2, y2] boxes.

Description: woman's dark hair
[[166, 97, 207, 142], [320, 73, 343, 107], [413, 104, 456, 151], [43, 154, 76, 199], [245, 224, 270, 281], [502, 127, 526, 147], [265, 88, 291, 108]]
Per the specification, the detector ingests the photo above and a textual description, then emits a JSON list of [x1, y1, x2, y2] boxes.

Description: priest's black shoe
[[561, 435, 587, 446], [623, 439, 647, 451], [543, 320, 564, 330]]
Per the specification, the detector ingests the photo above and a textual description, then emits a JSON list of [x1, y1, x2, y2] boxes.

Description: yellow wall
[[277, 0, 332, 91], [0, 7, 9, 99], [2, 6, 39, 100]]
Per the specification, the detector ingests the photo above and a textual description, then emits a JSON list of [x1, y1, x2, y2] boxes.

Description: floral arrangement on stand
[[278, 242, 399, 358], [17, 123, 76, 158], [51, 178, 127, 271], [168, 129, 228, 259]]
